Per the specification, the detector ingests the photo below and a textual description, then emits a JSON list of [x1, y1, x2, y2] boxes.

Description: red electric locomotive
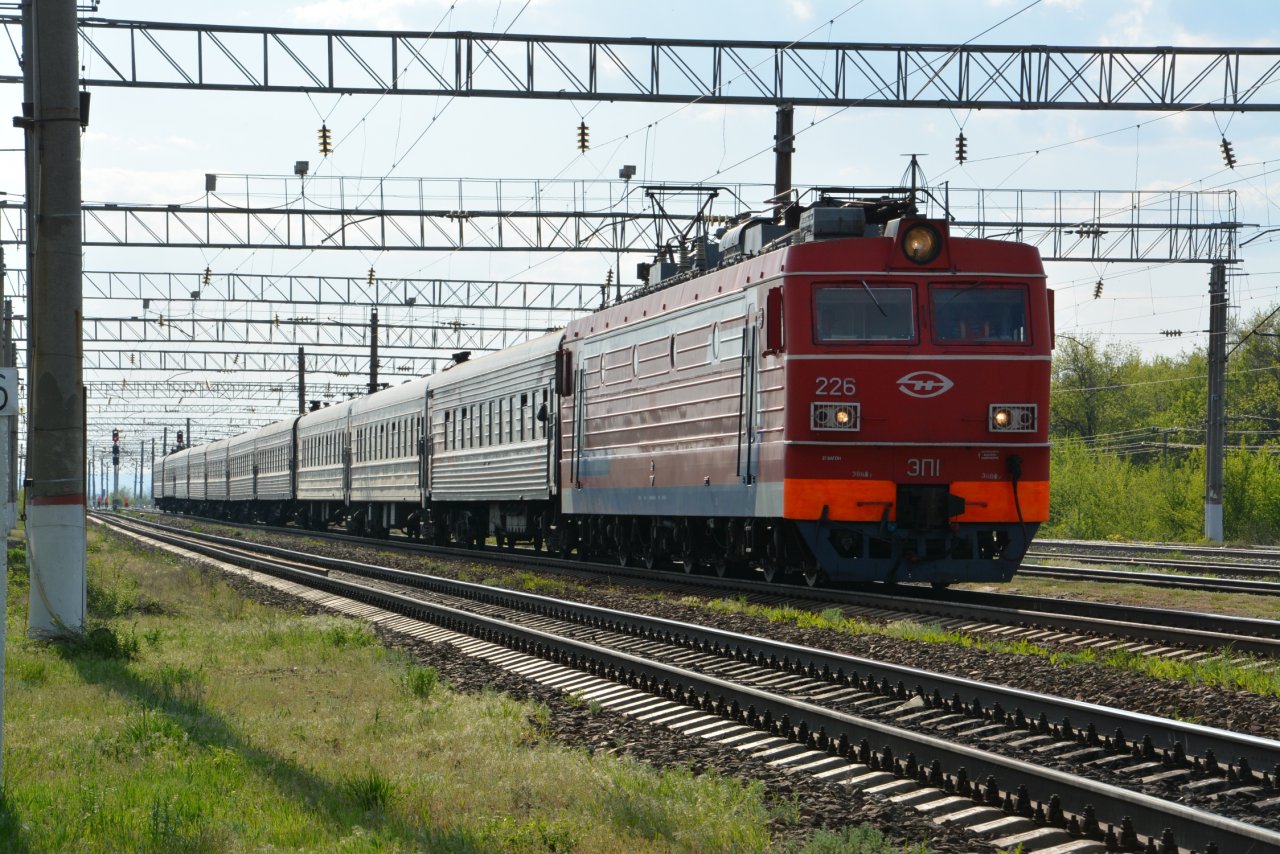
[[555, 191, 1051, 586]]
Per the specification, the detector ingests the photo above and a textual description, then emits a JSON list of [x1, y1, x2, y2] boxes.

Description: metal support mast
[[1204, 263, 1228, 542], [368, 308, 379, 395], [23, 0, 85, 635], [298, 346, 306, 415], [773, 104, 794, 222]]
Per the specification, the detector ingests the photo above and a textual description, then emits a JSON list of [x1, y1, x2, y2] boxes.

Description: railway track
[[1017, 563, 1280, 596], [98, 512, 1280, 853], [120, 510, 1280, 664], [1037, 539, 1280, 564]]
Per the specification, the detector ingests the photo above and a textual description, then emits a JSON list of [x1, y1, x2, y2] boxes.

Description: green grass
[[696, 596, 1280, 698], [4, 529, 870, 853]]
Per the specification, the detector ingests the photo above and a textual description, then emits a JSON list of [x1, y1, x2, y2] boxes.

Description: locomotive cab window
[[813, 284, 915, 343], [932, 284, 1028, 344]]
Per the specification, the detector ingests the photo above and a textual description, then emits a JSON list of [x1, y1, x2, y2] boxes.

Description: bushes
[[1045, 440, 1280, 543]]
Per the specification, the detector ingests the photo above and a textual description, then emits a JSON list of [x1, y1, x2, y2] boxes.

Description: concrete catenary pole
[[23, 0, 86, 635], [1204, 262, 1228, 542]]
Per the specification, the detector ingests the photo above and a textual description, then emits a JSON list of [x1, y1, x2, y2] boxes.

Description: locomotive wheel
[[802, 566, 822, 587], [677, 522, 699, 574], [642, 522, 669, 571], [760, 562, 780, 584], [712, 557, 742, 578]]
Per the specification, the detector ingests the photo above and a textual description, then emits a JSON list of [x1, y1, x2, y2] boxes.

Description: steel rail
[[125, 509, 1280, 655], [1037, 538, 1280, 562], [98, 513, 1280, 854], [1017, 563, 1280, 595], [107, 513, 1280, 772], [1026, 550, 1280, 577]]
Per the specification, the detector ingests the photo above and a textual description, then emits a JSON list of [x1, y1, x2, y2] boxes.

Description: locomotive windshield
[[932, 285, 1028, 344], [813, 285, 915, 343]]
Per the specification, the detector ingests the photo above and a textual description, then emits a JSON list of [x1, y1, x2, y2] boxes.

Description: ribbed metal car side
[[204, 438, 232, 502], [228, 429, 256, 502], [349, 379, 427, 505], [253, 417, 297, 502], [296, 401, 352, 504], [426, 333, 561, 504]]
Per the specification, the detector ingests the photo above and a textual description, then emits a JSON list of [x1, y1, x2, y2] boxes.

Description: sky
[[4, 0, 1280, 459]]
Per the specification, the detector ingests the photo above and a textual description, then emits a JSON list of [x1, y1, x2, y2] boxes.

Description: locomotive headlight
[[989, 403, 1037, 432], [812, 402, 860, 431], [901, 223, 942, 264]]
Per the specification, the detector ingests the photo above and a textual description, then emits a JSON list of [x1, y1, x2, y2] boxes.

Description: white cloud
[[786, 0, 814, 20]]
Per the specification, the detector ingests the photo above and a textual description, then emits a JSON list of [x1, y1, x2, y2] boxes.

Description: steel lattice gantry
[[0, 184, 1240, 262], [14, 316, 564, 352], [2, 17, 1280, 110], [77, 348, 442, 376], [23, 270, 606, 311]]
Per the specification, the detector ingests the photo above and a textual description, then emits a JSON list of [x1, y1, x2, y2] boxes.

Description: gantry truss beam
[[5, 270, 608, 312], [86, 380, 368, 400], [3, 18, 1280, 110], [0, 183, 1239, 262], [12, 316, 560, 351], [77, 348, 448, 376]]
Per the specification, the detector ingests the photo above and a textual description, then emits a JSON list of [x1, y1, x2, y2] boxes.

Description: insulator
[[1093, 280, 1104, 299], [318, 123, 333, 156], [367, 267, 376, 284], [955, 131, 967, 164], [1220, 136, 1237, 169], [576, 121, 589, 152], [1161, 329, 1183, 337], [605, 269, 614, 285], [202, 266, 212, 286]]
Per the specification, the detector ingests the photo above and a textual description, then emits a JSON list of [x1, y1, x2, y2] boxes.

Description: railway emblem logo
[[896, 371, 954, 398]]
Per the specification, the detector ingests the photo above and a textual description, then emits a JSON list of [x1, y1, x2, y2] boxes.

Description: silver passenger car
[[204, 438, 232, 503], [253, 416, 297, 503], [349, 378, 428, 534], [426, 332, 562, 544]]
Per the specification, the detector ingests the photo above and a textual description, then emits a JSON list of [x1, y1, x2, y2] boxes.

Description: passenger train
[[156, 189, 1052, 586]]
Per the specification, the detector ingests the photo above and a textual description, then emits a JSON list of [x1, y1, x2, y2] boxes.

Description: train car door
[[341, 427, 352, 505], [419, 392, 430, 509]]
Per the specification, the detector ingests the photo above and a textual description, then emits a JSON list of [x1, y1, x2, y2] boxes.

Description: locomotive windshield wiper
[[860, 280, 888, 317]]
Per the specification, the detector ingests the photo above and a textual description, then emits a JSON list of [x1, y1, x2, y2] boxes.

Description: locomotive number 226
[[814, 376, 857, 396]]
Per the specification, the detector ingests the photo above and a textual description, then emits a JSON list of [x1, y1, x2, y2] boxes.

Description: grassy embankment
[[0, 527, 941, 853]]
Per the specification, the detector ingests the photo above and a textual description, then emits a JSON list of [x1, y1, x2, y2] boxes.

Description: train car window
[[932, 284, 1028, 344], [813, 285, 915, 343], [764, 286, 784, 354]]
